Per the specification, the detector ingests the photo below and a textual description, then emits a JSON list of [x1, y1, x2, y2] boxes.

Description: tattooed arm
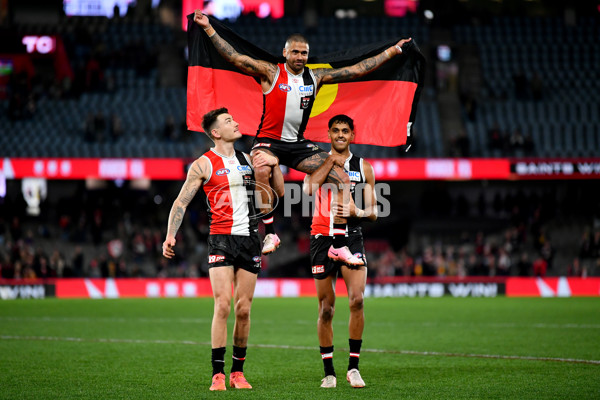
[[313, 38, 412, 86], [162, 157, 208, 259], [193, 10, 277, 87], [302, 154, 346, 196]]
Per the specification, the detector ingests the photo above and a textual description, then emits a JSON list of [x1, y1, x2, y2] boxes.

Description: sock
[[211, 347, 226, 376], [263, 216, 275, 235], [332, 224, 347, 248], [231, 346, 247, 373], [348, 339, 362, 371], [320, 345, 336, 377]]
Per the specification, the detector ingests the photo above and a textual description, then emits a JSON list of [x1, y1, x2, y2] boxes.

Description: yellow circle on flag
[[307, 63, 338, 117]]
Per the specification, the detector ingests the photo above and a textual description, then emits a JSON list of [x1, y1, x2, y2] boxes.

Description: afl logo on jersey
[[216, 168, 230, 176], [279, 83, 292, 92]]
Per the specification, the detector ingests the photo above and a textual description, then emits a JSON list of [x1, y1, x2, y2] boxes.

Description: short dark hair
[[285, 33, 309, 48], [201, 107, 228, 139], [328, 114, 354, 131]]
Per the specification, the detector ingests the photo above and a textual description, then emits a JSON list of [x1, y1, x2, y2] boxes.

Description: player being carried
[[194, 10, 409, 265]]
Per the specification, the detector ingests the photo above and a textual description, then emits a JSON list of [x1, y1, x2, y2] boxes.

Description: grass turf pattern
[[1, 297, 599, 399]]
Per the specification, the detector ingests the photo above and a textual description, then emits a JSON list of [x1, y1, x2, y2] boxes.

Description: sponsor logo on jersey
[[279, 83, 292, 92], [253, 142, 272, 148], [252, 256, 261, 262], [208, 255, 226, 263], [215, 168, 230, 176], [348, 171, 361, 181], [298, 84, 314, 95], [237, 165, 252, 174], [300, 96, 311, 109], [312, 265, 325, 274]]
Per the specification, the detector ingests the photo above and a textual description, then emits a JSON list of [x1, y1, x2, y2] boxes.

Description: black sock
[[320, 345, 336, 377], [231, 346, 247, 373], [263, 216, 275, 235], [348, 339, 362, 371], [211, 347, 226, 376], [332, 224, 347, 248]]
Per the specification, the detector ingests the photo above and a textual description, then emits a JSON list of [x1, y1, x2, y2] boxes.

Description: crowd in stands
[[1, 181, 598, 280]]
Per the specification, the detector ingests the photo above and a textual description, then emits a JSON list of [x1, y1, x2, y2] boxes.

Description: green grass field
[[1, 297, 599, 399]]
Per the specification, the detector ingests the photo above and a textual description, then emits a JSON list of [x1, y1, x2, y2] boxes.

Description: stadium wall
[[1, 277, 599, 300]]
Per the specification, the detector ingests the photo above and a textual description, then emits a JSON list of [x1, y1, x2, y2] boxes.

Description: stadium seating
[[454, 16, 600, 158], [0, 14, 432, 158]]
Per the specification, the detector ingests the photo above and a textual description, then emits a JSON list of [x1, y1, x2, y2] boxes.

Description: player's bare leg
[[315, 274, 337, 388], [341, 265, 367, 388], [229, 268, 257, 389], [208, 266, 235, 391], [251, 148, 280, 254]]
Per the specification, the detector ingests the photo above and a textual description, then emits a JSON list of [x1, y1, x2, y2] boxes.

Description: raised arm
[[302, 154, 346, 196], [162, 157, 209, 258], [333, 160, 378, 222], [313, 38, 412, 86], [194, 10, 277, 84]]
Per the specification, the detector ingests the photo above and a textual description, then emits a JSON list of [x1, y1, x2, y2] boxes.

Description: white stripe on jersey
[[281, 65, 316, 142]]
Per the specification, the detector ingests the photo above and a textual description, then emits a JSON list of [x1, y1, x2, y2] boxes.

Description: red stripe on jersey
[[203, 152, 235, 235], [310, 186, 333, 236], [257, 64, 287, 140]]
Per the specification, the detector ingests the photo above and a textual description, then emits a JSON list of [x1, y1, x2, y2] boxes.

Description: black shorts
[[252, 136, 325, 169], [207, 234, 262, 274], [310, 234, 367, 280]]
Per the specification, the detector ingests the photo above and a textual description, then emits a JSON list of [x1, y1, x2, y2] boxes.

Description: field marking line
[[1, 335, 599, 366], [1, 316, 599, 329]]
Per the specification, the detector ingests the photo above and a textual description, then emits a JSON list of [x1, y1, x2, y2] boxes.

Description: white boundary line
[[1, 335, 599, 365], [1, 316, 599, 329]]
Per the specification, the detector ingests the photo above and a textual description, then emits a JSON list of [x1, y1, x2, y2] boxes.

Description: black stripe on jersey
[[234, 150, 259, 230], [296, 67, 316, 140], [348, 154, 365, 232], [255, 94, 267, 138]]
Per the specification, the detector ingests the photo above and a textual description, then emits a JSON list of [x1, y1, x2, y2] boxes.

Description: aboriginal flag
[[187, 15, 426, 147]]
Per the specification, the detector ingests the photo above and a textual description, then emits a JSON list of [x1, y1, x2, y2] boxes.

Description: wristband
[[395, 44, 403, 54], [356, 209, 365, 218], [204, 26, 216, 37]]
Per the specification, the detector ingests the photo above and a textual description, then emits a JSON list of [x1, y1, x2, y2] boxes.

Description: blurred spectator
[[532, 256, 547, 277], [109, 114, 124, 142], [85, 55, 104, 91], [509, 128, 525, 155], [488, 123, 505, 153], [567, 257, 586, 277], [496, 248, 511, 276], [516, 252, 532, 276], [71, 246, 84, 277]]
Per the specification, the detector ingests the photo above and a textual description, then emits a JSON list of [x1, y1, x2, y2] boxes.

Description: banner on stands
[[505, 277, 600, 297], [3, 277, 598, 299]]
